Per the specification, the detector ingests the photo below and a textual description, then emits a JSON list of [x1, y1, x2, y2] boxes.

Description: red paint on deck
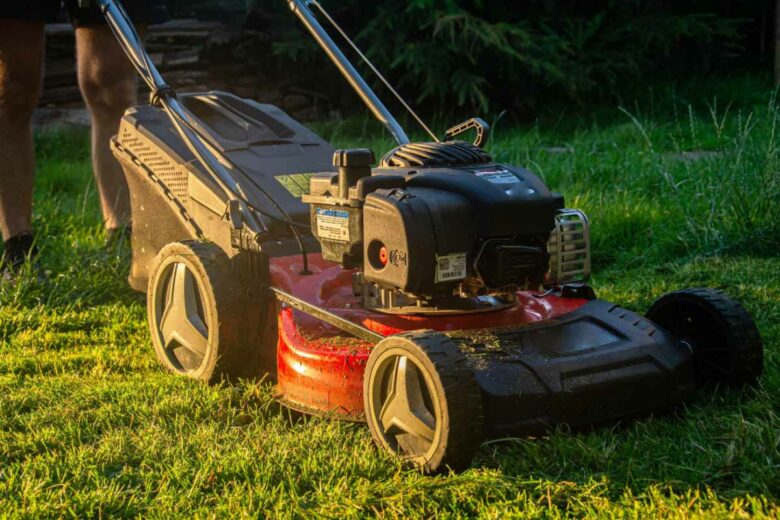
[[270, 253, 588, 419]]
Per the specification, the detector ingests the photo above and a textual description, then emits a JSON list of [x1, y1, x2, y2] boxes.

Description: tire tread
[[647, 287, 763, 387]]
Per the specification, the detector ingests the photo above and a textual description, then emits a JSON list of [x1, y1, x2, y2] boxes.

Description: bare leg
[[76, 25, 142, 231], [0, 20, 44, 241]]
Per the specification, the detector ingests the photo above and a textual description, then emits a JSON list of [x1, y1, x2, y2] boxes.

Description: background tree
[[170, 0, 771, 114]]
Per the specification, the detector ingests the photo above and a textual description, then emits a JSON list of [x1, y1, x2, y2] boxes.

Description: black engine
[[303, 142, 583, 314]]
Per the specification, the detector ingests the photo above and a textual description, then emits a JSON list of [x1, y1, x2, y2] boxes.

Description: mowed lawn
[[1, 75, 778, 517]]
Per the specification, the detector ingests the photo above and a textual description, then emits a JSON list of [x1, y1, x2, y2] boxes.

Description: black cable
[[245, 202, 310, 229], [309, 0, 439, 142], [149, 84, 177, 107]]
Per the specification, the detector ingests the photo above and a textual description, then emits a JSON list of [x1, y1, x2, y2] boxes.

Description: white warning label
[[316, 208, 350, 242], [474, 167, 519, 184], [436, 252, 467, 282]]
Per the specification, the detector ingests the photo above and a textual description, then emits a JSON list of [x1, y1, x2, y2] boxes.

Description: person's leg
[[76, 25, 142, 232], [0, 20, 45, 243]]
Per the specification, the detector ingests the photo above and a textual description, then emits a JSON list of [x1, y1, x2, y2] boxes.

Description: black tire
[[147, 240, 269, 383], [646, 288, 763, 388], [363, 331, 484, 473]]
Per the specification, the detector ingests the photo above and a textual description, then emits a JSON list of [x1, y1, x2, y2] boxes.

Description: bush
[[177, 1, 756, 114], [347, 0, 746, 112]]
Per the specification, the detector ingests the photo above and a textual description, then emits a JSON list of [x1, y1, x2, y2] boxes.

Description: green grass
[[1, 73, 779, 517]]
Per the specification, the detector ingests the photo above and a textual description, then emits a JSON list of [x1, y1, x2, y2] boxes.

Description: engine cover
[[391, 164, 558, 237], [361, 163, 558, 298], [362, 186, 476, 296], [305, 145, 573, 311]]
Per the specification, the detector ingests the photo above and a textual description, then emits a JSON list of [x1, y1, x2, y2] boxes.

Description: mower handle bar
[[287, 0, 410, 146], [95, 0, 416, 235], [96, 0, 264, 235]]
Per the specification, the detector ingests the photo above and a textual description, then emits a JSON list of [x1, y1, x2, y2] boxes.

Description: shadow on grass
[[475, 384, 777, 500]]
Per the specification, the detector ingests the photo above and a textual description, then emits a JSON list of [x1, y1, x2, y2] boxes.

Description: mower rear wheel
[[363, 331, 484, 473], [646, 288, 763, 388], [147, 241, 263, 383]]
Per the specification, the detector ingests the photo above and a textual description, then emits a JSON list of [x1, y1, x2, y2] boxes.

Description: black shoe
[[1, 232, 38, 274], [1, 233, 39, 283]]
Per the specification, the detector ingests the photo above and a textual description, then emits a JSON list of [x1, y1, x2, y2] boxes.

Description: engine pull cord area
[[307, 0, 440, 143]]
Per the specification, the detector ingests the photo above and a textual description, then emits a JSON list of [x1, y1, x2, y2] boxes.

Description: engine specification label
[[436, 252, 467, 282], [473, 167, 519, 184], [315, 208, 350, 242]]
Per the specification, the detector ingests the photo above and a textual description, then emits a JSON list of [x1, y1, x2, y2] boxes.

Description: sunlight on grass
[[0, 74, 778, 516]]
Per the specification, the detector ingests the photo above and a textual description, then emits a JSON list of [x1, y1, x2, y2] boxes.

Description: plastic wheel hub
[[151, 261, 211, 374], [366, 347, 442, 462]]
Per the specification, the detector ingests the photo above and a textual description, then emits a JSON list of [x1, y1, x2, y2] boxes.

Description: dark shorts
[[0, 0, 169, 27]]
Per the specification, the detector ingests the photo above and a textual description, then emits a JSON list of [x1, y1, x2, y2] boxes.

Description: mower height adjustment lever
[[445, 117, 490, 148]]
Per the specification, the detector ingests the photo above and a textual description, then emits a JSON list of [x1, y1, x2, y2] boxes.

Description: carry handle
[[445, 118, 490, 148]]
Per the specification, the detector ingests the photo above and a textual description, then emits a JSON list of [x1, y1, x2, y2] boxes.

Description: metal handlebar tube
[[270, 287, 383, 342], [287, 0, 410, 146], [96, 0, 263, 235]]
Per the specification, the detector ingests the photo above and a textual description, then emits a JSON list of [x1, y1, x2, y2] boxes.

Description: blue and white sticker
[[474, 167, 519, 184], [316, 208, 350, 242]]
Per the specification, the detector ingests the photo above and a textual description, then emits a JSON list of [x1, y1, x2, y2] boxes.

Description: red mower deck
[[271, 253, 588, 419]]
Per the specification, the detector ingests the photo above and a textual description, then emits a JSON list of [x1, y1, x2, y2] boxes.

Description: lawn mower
[[97, 0, 763, 472]]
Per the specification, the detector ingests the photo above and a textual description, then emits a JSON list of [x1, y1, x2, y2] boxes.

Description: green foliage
[[174, 0, 756, 114], [262, 0, 748, 113], [1, 73, 779, 516]]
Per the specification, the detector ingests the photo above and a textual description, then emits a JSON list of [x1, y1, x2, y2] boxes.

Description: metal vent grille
[[380, 141, 492, 168], [119, 124, 189, 204], [547, 209, 591, 284]]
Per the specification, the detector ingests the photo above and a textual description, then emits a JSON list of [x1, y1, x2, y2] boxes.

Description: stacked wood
[[40, 19, 233, 107], [39, 18, 339, 123]]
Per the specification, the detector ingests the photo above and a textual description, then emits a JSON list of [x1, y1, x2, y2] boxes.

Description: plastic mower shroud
[[97, 0, 763, 473]]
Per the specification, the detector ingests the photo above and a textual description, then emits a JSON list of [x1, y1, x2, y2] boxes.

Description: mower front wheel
[[363, 331, 484, 473], [147, 240, 265, 383], [646, 288, 763, 388]]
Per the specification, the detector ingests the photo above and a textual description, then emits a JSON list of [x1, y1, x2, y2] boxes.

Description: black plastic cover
[[373, 163, 557, 237], [124, 91, 335, 232], [363, 187, 476, 296], [359, 163, 558, 294], [452, 300, 697, 435], [113, 91, 333, 290]]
